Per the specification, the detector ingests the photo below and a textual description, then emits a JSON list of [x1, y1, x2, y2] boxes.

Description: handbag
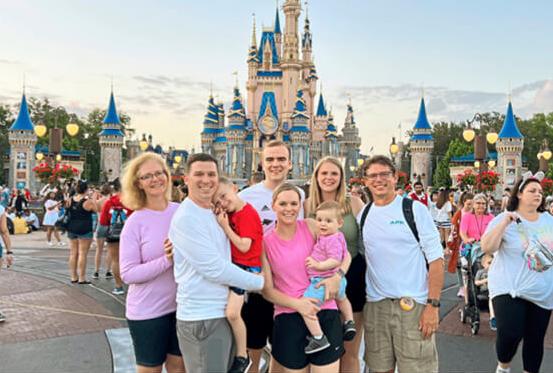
[[56, 208, 70, 229]]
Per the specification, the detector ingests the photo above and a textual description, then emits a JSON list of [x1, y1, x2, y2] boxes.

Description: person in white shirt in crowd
[[481, 173, 553, 373], [408, 181, 429, 207], [358, 155, 444, 373], [500, 187, 511, 212], [435, 188, 453, 249], [23, 208, 40, 231], [428, 191, 439, 226], [238, 140, 305, 372], [168, 153, 264, 373], [42, 191, 64, 246]]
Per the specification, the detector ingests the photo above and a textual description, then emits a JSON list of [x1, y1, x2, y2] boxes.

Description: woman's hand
[[315, 273, 342, 301], [164, 238, 174, 264], [502, 212, 519, 226], [295, 298, 320, 321]]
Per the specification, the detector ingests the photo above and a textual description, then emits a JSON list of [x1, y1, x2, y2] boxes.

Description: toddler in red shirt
[[213, 177, 263, 373]]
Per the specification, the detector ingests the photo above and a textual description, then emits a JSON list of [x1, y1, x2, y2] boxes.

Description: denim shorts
[[67, 231, 93, 240], [303, 276, 347, 304], [95, 224, 109, 239], [230, 263, 262, 295]]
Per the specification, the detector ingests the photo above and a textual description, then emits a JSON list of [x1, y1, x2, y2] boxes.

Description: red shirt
[[99, 194, 132, 226], [228, 202, 263, 267], [409, 192, 429, 206]]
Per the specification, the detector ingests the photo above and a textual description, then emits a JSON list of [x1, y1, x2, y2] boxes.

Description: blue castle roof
[[413, 98, 432, 130], [203, 96, 219, 125], [214, 136, 227, 143], [10, 94, 35, 131], [103, 92, 121, 124], [316, 93, 327, 117], [274, 7, 281, 34], [410, 134, 433, 141], [257, 31, 279, 65], [99, 128, 125, 137], [283, 134, 290, 142], [228, 88, 246, 118], [498, 101, 523, 139], [258, 92, 279, 122], [245, 133, 253, 141], [451, 151, 498, 163]]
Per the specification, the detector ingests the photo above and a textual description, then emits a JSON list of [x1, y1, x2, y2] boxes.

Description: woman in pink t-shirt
[[262, 183, 350, 372], [460, 193, 494, 244]]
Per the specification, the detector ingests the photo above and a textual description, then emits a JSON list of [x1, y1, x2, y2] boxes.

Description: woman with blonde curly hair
[[304, 156, 366, 373], [119, 152, 185, 373]]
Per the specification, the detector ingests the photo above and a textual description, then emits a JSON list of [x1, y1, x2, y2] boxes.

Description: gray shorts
[[96, 224, 109, 239], [176, 318, 234, 373]]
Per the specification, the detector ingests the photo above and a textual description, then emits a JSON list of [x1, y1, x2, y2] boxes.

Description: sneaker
[[112, 287, 125, 295], [457, 287, 464, 297], [490, 317, 497, 331], [47, 241, 54, 246], [105, 271, 113, 279], [228, 355, 252, 373], [58, 241, 66, 247], [92, 272, 99, 279], [0, 311, 5, 323], [305, 335, 331, 354], [343, 320, 357, 341]]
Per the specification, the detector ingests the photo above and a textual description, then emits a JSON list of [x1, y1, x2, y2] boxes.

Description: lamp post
[[34, 120, 80, 181], [463, 113, 498, 177], [139, 134, 149, 152], [537, 139, 552, 172]]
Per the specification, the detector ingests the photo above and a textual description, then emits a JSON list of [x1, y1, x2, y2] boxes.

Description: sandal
[[71, 279, 78, 284], [78, 280, 91, 285]]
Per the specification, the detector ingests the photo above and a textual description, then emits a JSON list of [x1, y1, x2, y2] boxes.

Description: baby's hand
[[216, 211, 229, 229], [305, 256, 318, 269]]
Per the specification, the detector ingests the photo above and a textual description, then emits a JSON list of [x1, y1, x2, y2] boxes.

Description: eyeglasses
[[138, 170, 166, 181], [365, 171, 393, 181]]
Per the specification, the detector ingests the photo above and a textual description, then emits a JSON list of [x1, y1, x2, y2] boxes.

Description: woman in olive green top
[[305, 156, 366, 373]]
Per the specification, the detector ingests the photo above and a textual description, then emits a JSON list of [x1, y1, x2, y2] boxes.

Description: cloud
[[0, 59, 21, 65]]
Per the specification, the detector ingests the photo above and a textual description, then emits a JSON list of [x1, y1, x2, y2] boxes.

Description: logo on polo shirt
[[390, 220, 405, 225]]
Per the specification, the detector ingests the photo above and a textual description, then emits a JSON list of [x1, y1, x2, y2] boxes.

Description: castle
[[200, 0, 361, 180]]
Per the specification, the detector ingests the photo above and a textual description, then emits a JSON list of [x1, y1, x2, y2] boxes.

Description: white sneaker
[[47, 241, 54, 246], [58, 242, 66, 247]]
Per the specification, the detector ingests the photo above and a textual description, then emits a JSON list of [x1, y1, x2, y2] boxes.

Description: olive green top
[[340, 212, 360, 258]]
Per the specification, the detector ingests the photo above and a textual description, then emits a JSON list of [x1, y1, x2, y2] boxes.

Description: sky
[[1, 0, 553, 154]]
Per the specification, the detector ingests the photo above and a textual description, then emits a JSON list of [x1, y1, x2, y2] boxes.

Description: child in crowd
[[475, 253, 497, 331], [303, 200, 356, 354], [213, 177, 263, 373]]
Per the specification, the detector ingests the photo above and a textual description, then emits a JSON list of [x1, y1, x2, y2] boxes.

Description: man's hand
[[419, 305, 439, 339], [315, 273, 341, 301], [164, 238, 174, 264]]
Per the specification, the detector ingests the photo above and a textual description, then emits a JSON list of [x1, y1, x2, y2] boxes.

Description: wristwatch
[[427, 298, 440, 308]]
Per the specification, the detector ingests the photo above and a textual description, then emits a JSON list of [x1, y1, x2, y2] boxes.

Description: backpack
[[106, 207, 127, 242], [359, 197, 428, 267]]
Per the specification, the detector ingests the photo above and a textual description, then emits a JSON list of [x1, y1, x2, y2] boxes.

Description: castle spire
[[103, 91, 121, 124], [316, 92, 327, 117], [251, 13, 257, 48], [498, 100, 523, 139], [412, 97, 432, 131], [302, 0, 312, 50], [10, 93, 35, 131], [274, 1, 281, 34]]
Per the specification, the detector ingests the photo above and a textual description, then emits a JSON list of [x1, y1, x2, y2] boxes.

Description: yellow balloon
[[34, 124, 47, 137], [66, 123, 79, 137], [486, 132, 498, 144]]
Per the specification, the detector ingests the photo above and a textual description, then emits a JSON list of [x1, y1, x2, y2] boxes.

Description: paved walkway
[[1, 231, 553, 372]]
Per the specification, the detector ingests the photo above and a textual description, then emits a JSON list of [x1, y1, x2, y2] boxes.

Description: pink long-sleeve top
[[120, 202, 179, 320]]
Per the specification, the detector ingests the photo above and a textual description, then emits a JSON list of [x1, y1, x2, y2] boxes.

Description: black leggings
[[492, 295, 552, 373]]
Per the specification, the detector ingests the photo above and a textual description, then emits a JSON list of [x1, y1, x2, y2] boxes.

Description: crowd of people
[[1, 142, 553, 373]]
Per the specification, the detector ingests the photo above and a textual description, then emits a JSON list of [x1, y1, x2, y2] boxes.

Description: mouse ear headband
[[519, 171, 545, 192]]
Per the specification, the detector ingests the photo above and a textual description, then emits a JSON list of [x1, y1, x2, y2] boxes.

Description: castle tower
[[244, 119, 254, 180], [339, 103, 362, 178], [8, 93, 37, 190], [274, 4, 282, 58], [99, 90, 125, 181], [290, 90, 311, 178], [201, 95, 219, 156], [213, 103, 227, 173], [323, 111, 339, 158], [281, 0, 302, 128], [496, 100, 524, 188], [225, 87, 247, 178], [409, 97, 434, 187], [301, 4, 317, 125]]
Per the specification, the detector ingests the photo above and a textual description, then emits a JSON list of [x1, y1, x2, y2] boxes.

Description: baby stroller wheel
[[459, 308, 467, 323], [471, 321, 480, 335]]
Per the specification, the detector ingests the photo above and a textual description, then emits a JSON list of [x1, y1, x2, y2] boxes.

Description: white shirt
[[435, 201, 452, 223], [169, 198, 264, 321], [358, 196, 444, 304], [486, 212, 553, 309], [25, 212, 40, 229], [239, 182, 305, 232], [429, 201, 439, 221]]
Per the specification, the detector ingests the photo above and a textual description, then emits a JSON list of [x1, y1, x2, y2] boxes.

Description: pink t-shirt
[[307, 232, 347, 278], [120, 202, 179, 320], [460, 212, 494, 241], [264, 220, 338, 317]]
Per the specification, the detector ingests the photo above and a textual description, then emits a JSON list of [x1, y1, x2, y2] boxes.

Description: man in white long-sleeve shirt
[[169, 153, 264, 372]]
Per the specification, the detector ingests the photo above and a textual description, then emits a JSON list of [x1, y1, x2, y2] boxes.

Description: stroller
[[458, 241, 487, 335]]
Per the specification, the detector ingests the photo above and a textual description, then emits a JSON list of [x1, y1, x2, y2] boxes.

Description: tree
[[433, 138, 472, 188]]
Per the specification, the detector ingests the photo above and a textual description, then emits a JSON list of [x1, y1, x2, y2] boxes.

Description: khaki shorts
[[363, 299, 438, 373]]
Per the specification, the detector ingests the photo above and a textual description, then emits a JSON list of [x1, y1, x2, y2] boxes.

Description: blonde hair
[[272, 182, 302, 205], [316, 200, 343, 219], [307, 157, 351, 216], [121, 153, 172, 211]]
